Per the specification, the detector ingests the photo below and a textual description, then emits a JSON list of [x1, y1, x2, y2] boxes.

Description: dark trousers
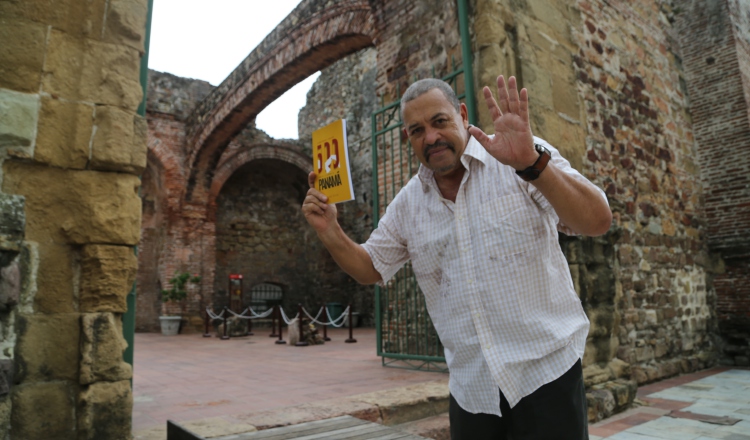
[[449, 360, 588, 440]]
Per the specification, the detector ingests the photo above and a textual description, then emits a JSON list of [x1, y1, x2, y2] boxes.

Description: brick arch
[[183, 0, 376, 203], [208, 144, 312, 213]]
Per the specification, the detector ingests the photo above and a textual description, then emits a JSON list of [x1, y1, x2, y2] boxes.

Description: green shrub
[[161, 272, 202, 305]]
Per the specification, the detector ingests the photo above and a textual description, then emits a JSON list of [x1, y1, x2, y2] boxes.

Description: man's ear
[[460, 103, 469, 128]]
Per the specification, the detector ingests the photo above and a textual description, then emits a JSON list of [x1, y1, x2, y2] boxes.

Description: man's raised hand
[[302, 171, 338, 234], [468, 75, 538, 170]]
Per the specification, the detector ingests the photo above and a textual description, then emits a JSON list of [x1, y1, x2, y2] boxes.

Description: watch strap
[[515, 144, 551, 182]]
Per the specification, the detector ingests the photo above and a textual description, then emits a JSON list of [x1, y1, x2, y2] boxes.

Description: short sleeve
[[361, 194, 410, 286], [526, 137, 609, 235]]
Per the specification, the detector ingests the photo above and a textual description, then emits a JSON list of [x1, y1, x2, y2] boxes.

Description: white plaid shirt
[[363, 136, 605, 415]]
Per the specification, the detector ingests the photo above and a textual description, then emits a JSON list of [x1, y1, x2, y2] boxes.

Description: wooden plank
[[293, 423, 388, 440], [215, 416, 366, 440], [214, 416, 427, 440]]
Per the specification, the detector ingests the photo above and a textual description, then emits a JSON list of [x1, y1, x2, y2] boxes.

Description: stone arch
[[208, 144, 312, 216], [147, 130, 188, 216], [183, 0, 376, 203]]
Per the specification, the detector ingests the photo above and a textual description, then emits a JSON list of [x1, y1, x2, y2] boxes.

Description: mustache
[[424, 141, 455, 160]]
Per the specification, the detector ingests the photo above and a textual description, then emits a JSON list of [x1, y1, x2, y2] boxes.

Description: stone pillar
[[0, 0, 148, 438]]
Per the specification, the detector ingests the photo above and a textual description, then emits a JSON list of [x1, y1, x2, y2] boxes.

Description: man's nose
[[424, 126, 441, 144]]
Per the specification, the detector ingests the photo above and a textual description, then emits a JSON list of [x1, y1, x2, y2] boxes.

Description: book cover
[[312, 119, 355, 204]]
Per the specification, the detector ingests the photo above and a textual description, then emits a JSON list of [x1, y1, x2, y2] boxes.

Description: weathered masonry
[[1, 0, 749, 437], [0, 0, 148, 438], [141, 0, 750, 425]]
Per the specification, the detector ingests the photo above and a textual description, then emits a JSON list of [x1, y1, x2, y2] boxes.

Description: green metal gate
[[371, 58, 476, 371]]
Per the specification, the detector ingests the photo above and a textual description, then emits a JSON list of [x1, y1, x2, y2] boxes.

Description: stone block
[[0, 193, 25, 268], [34, 96, 93, 169], [527, 0, 577, 38], [80, 245, 136, 313], [80, 313, 132, 384], [2, 161, 142, 245], [583, 363, 613, 387], [0, 19, 47, 93], [607, 358, 631, 379], [0, 359, 14, 396], [103, 0, 149, 52], [14, 313, 80, 383], [43, 30, 142, 110], [33, 243, 76, 314], [78, 380, 132, 440], [11, 382, 76, 439], [0, 0, 107, 39], [0, 88, 40, 152], [91, 106, 147, 174], [0, 262, 20, 312]]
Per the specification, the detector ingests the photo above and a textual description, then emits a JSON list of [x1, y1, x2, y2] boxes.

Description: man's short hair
[[400, 78, 461, 119]]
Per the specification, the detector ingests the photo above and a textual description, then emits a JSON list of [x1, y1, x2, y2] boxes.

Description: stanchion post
[[269, 304, 278, 337], [220, 306, 230, 340], [275, 305, 286, 344], [295, 303, 309, 346], [322, 304, 331, 341], [345, 304, 357, 343], [203, 309, 211, 337], [246, 310, 254, 336]]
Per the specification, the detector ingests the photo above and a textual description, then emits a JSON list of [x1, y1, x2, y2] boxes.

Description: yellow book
[[312, 119, 355, 204]]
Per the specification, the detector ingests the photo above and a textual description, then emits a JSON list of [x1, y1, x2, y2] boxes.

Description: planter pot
[[159, 316, 182, 336]]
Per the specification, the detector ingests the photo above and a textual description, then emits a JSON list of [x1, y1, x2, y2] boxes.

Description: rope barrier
[[204, 303, 357, 344], [226, 306, 274, 320]]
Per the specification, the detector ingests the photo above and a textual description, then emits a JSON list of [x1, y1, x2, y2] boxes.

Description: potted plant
[[160, 272, 202, 335]]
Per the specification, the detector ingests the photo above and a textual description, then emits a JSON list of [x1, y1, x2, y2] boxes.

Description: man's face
[[403, 88, 470, 177]]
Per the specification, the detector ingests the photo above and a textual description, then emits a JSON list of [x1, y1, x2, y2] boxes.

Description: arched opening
[[213, 159, 310, 309]]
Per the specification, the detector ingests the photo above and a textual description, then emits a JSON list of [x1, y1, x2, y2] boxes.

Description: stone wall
[[0, 0, 148, 437], [674, 0, 750, 366], [466, 0, 728, 421]]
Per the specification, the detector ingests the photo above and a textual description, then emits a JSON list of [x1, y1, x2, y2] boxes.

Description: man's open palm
[[468, 75, 538, 170]]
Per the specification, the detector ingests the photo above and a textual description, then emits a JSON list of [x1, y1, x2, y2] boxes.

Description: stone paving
[[590, 368, 750, 440], [132, 327, 448, 439], [133, 327, 750, 440]]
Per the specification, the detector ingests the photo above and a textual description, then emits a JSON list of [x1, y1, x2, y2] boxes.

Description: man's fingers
[[496, 75, 511, 115], [519, 88, 529, 123], [468, 125, 494, 151], [304, 189, 329, 208], [482, 86, 502, 121], [507, 76, 520, 115], [308, 171, 317, 189]]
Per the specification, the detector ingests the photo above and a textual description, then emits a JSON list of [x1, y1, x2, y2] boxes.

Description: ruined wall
[[674, 0, 750, 366], [214, 159, 311, 308], [465, 0, 719, 421], [298, 47, 380, 318], [0, 0, 148, 437], [143, 68, 372, 331]]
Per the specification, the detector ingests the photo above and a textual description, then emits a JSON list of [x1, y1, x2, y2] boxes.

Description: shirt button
[[468, 279, 474, 284], [459, 215, 465, 220]]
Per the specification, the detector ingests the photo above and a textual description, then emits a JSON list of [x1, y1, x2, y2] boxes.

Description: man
[[302, 75, 612, 439]]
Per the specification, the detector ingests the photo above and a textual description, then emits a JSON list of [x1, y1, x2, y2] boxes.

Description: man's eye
[[410, 128, 423, 136], [435, 119, 447, 125]]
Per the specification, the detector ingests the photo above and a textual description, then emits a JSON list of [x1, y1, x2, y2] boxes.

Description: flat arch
[[184, 0, 376, 202]]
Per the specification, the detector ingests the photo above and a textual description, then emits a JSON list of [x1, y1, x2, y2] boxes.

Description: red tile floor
[[132, 327, 445, 432]]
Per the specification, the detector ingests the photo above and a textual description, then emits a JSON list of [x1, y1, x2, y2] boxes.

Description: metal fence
[[370, 58, 472, 371]]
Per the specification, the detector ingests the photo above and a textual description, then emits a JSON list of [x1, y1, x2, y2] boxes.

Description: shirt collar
[[417, 136, 491, 192]]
